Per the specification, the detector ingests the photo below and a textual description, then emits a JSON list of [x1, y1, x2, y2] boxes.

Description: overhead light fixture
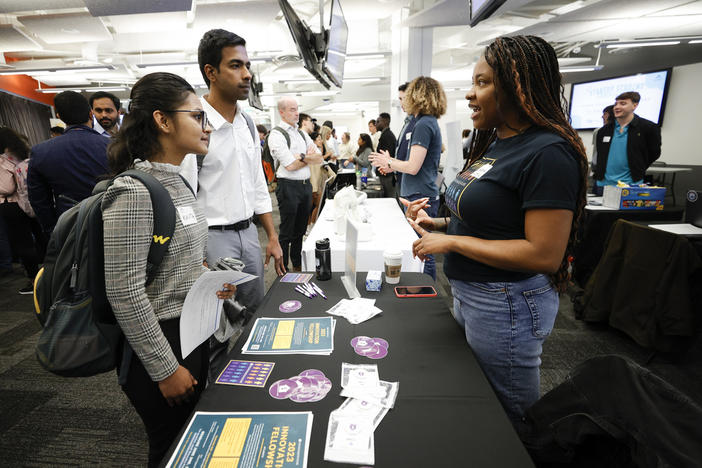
[[36, 86, 128, 93], [344, 77, 382, 83], [136, 61, 198, 69], [298, 90, 340, 96], [690, 39, 702, 44], [597, 39, 683, 49], [560, 65, 604, 73], [346, 54, 387, 61], [0, 65, 115, 75]]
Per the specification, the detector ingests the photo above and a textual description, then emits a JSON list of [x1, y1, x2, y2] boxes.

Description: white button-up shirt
[[181, 97, 272, 226], [268, 121, 317, 180], [93, 117, 119, 138]]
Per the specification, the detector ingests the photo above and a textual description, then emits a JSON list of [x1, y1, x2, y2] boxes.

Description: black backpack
[[261, 126, 306, 176], [33, 170, 176, 377]]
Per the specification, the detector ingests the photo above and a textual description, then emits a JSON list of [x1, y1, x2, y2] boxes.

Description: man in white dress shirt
[[182, 30, 285, 370], [268, 97, 322, 271], [89, 91, 121, 137]]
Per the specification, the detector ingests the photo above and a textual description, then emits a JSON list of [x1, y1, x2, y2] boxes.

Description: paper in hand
[[180, 270, 256, 359]]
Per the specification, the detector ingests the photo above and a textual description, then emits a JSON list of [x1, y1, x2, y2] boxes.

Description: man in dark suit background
[[28, 91, 109, 233]]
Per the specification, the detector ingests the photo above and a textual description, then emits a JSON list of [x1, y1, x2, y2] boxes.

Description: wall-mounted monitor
[[322, 0, 348, 88], [470, 0, 507, 27], [278, 0, 330, 88], [569, 69, 672, 130]]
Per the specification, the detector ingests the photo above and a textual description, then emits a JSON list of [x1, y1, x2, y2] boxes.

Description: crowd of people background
[[0, 27, 663, 466]]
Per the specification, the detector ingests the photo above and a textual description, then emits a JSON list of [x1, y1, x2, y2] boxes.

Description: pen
[[311, 282, 328, 300], [295, 285, 313, 298], [303, 283, 317, 297]]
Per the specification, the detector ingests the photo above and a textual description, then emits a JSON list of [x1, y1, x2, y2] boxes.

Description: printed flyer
[[166, 412, 313, 468], [241, 317, 335, 355]]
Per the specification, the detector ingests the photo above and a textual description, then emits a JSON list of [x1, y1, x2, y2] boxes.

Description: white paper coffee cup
[[383, 249, 403, 284]]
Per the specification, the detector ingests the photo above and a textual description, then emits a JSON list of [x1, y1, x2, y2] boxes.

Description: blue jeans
[[450, 274, 558, 424], [405, 193, 439, 280]]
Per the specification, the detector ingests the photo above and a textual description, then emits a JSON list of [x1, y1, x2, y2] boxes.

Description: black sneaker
[[19, 282, 34, 295]]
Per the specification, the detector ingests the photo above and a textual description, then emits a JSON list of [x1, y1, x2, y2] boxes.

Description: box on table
[[365, 270, 382, 292], [603, 185, 665, 210]]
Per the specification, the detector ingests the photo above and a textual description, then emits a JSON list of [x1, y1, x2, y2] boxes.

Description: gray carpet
[[2, 197, 700, 466]]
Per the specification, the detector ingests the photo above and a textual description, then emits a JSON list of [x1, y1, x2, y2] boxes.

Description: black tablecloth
[[163, 273, 534, 467], [573, 207, 684, 287]]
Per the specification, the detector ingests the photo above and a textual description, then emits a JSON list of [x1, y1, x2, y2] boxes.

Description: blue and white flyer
[[242, 317, 335, 355], [166, 411, 313, 468]]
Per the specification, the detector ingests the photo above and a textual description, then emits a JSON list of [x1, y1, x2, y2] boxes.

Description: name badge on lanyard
[[177, 206, 198, 226], [405, 132, 412, 141]]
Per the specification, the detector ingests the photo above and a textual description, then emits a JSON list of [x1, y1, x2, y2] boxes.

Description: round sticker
[[279, 300, 302, 313], [687, 190, 698, 203], [269, 379, 297, 399]]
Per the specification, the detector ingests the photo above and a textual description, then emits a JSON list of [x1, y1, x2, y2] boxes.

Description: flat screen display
[[323, 0, 348, 88], [569, 69, 671, 130], [470, 0, 507, 27], [278, 0, 330, 88]]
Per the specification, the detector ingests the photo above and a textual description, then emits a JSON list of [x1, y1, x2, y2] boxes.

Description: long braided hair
[[465, 35, 588, 292]]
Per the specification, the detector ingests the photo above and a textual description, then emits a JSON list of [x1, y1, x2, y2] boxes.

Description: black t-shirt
[[443, 127, 581, 282]]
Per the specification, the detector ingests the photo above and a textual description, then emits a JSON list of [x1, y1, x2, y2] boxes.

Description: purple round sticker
[[365, 346, 388, 359], [290, 376, 314, 388], [299, 369, 325, 379], [373, 338, 389, 349], [350, 336, 372, 348], [279, 300, 302, 313], [290, 392, 319, 403], [269, 379, 297, 399]]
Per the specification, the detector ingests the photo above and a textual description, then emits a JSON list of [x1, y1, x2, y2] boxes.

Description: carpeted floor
[[1, 197, 700, 466]]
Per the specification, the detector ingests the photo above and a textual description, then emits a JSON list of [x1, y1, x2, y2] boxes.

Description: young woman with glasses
[[104, 72, 235, 466]]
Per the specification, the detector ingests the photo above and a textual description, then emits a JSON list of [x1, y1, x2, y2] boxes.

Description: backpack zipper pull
[[69, 263, 78, 290]]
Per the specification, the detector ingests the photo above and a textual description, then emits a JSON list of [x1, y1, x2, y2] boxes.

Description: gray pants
[[206, 223, 264, 378]]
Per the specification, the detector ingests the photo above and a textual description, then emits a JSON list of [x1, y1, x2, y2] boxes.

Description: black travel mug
[[315, 238, 332, 281]]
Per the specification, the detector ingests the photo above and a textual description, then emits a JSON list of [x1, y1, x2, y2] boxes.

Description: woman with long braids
[[405, 36, 587, 427], [103, 72, 235, 466]]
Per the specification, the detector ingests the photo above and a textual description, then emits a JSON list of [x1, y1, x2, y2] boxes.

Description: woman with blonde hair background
[[370, 76, 447, 279]]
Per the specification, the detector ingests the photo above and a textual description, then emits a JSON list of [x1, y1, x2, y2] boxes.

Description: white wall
[[573, 61, 702, 166]]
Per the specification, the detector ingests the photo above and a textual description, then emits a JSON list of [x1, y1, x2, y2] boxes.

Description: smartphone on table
[[394, 286, 438, 298]]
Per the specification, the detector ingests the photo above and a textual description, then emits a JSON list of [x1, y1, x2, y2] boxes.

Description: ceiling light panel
[[108, 12, 187, 34], [558, 0, 688, 22], [591, 16, 702, 42], [18, 13, 112, 44], [83, 0, 192, 17], [0, 24, 42, 53], [0, 0, 84, 14], [112, 31, 197, 53]]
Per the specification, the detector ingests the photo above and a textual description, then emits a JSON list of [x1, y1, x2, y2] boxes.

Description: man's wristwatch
[[300, 153, 306, 162], [387, 159, 392, 169]]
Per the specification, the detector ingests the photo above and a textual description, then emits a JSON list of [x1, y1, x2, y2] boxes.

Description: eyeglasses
[[164, 109, 209, 131]]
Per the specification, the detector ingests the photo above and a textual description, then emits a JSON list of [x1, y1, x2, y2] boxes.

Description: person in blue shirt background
[[370, 76, 446, 280]]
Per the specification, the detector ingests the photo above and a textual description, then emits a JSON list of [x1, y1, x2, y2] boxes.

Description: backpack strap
[[118, 170, 176, 286], [271, 126, 291, 148], [241, 111, 258, 145]]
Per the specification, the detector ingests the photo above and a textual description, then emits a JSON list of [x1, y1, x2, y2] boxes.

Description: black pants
[[0, 201, 43, 278], [120, 318, 209, 468], [378, 173, 396, 198], [276, 178, 312, 268]]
